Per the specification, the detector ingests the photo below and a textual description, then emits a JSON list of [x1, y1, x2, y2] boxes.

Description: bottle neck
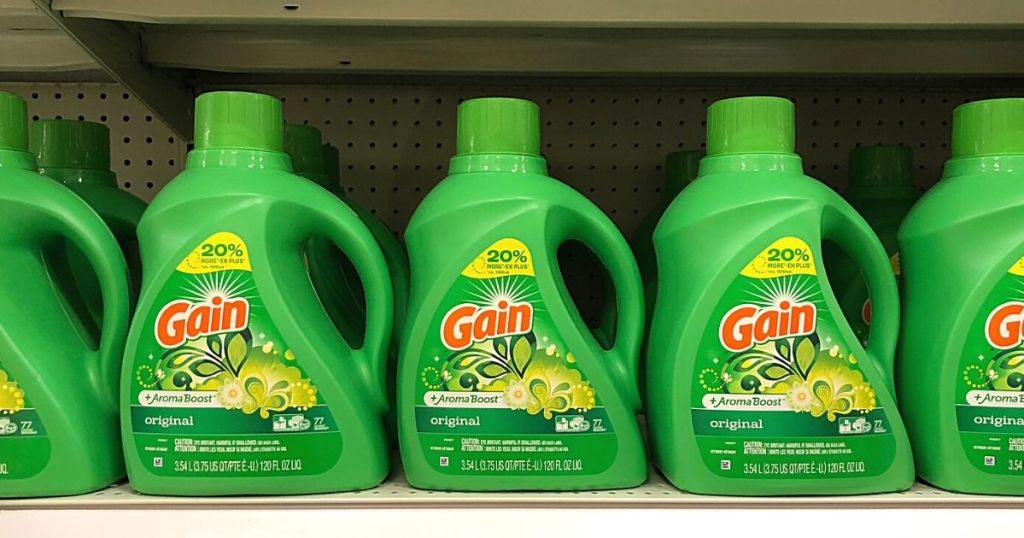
[[942, 154, 1024, 179], [186, 148, 293, 172], [0, 148, 37, 171], [448, 153, 548, 175], [698, 153, 804, 177], [38, 167, 117, 188]]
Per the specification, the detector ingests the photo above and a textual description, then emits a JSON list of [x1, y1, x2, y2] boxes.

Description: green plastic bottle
[[32, 119, 147, 343], [285, 124, 410, 442], [830, 146, 917, 347], [284, 124, 366, 346], [321, 142, 409, 341], [647, 96, 914, 495], [0, 92, 130, 497], [899, 98, 1024, 494], [632, 149, 704, 304], [121, 91, 394, 495], [399, 97, 647, 490]]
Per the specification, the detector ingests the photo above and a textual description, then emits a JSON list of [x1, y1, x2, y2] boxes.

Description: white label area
[[701, 393, 789, 411], [138, 390, 220, 408], [423, 391, 506, 408], [966, 390, 1024, 408]]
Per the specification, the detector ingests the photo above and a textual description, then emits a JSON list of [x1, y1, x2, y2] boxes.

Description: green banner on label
[[131, 405, 337, 435], [416, 406, 613, 435], [693, 408, 891, 437], [956, 405, 1024, 434]]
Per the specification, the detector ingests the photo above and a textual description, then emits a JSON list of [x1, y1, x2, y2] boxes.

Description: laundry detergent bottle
[[399, 97, 647, 490], [899, 98, 1024, 494], [829, 145, 917, 347], [647, 96, 914, 495], [632, 149, 704, 304], [121, 91, 394, 495], [0, 91, 130, 497], [286, 124, 410, 442], [284, 124, 366, 345], [32, 119, 147, 342], [321, 141, 409, 343]]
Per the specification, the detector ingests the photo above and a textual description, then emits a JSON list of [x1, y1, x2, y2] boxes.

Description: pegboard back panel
[[2, 81, 1021, 235], [0, 82, 184, 202], [236, 83, 1020, 235]]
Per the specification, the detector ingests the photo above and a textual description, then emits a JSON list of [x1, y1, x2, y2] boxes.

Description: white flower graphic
[[504, 381, 531, 410], [217, 378, 247, 409], [787, 382, 814, 412]]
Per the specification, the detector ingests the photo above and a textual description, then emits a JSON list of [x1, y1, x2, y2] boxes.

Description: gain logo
[[440, 276, 536, 351], [155, 295, 249, 348], [718, 276, 821, 353], [154, 272, 254, 349], [986, 301, 1024, 349], [719, 300, 817, 352], [441, 300, 533, 351]]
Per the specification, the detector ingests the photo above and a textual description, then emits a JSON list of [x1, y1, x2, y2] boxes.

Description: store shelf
[[42, 0, 1024, 27], [24, 0, 1024, 138], [1, 469, 1022, 510], [0, 0, 99, 78], [41, 0, 1024, 78]]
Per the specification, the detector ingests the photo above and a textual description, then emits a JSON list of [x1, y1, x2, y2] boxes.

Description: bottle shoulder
[[69, 184, 148, 221], [147, 167, 339, 213], [901, 172, 1024, 240], [0, 169, 93, 208], [658, 172, 846, 235]]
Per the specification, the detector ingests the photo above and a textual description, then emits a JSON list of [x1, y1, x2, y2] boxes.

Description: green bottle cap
[[848, 145, 913, 190], [283, 123, 326, 177], [31, 119, 110, 170], [952, 98, 1024, 158], [0, 91, 29, 152], [194, 91, 284, 152], [706, 96, 795, 156], [665, 150, 705, 193], [456, 97, 541, 156], [322, 143, 341, 186]]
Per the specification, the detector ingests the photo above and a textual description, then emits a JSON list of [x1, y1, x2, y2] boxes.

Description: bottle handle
[[303, 197, 394, 413], [553, 204, 644, 411], [50, 203, 130, 413], [822, 203, 900, 391]]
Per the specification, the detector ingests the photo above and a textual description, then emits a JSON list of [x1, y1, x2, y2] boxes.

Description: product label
[[0, 358, 50, 479], [693, 237, 895, 479], [415, 238, 616, 475], [849, 252, 901, 346], [956, 254, 1024, 474], [129, 232, 340, 477]]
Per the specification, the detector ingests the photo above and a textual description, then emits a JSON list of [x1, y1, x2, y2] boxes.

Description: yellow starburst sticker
[[462, 238, 534, 279], [740, 237, 817, 279], [177, 232, 251, 274]]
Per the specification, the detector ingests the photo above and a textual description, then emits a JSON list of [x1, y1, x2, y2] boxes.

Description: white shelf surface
[[2, 470, 1022, 510]]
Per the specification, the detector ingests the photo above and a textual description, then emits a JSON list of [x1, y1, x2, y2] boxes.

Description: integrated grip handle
[[822, 203, 900, 392], [555, 203, 645, 411], [52, 202, 130, 414], [304, 196, 394, 413]]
